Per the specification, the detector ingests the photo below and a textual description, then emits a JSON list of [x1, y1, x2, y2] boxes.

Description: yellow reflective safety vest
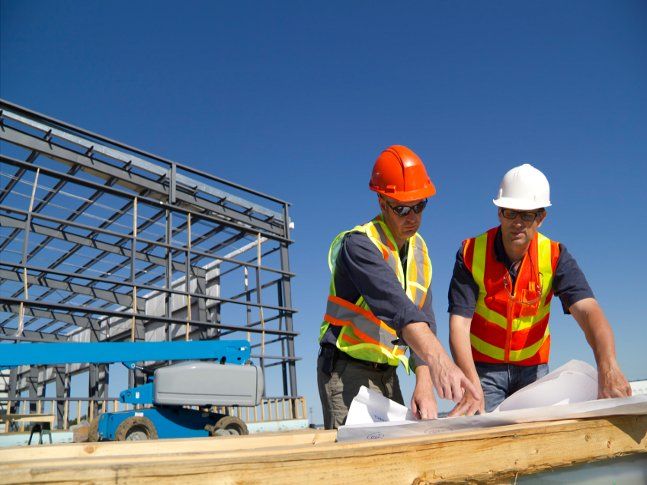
[[319, 216, 432, 372]]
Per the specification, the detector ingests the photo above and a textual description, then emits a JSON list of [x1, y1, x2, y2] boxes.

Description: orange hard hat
[[368, 145, 436, 202]]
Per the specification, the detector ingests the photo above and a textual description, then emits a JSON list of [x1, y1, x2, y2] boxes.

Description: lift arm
[[0, 340, 250, 370]]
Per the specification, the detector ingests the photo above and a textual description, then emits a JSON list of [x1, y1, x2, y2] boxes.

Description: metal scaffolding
[[0, 99, 299, 426]]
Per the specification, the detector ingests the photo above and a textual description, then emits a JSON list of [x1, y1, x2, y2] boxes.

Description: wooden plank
[[1, 416, 646, 484], [63, 401, 69, 431], [0, 413, 55, 425], [0, 428, 335, 462]]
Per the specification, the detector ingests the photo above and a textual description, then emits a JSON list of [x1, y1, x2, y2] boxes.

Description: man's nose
[[511, 216, 527, 227]]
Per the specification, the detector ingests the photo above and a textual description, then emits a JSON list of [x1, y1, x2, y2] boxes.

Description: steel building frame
[[0, 99, 299, 426]]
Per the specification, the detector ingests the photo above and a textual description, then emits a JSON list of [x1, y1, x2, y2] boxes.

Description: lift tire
[[208, 416, 248, 437], [87, 417, 100, 442], [114, 416, 158, 441]]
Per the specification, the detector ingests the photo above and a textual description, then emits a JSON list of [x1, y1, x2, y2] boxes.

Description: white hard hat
[[493, 163, 551, 210]]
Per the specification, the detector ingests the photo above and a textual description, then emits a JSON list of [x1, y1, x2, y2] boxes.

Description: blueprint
[[338, 360, 647, 442]]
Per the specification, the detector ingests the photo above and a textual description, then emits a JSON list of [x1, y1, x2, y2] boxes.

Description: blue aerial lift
[[0, 340, 264, 441]]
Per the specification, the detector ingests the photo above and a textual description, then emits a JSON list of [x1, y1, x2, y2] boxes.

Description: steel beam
[[2, 106, 288, 220], [54, 365, 69, 429], [0, 304, 103, 331], [1, 154, 292, 247], [0, 213, 201, 277], [1, 297, 298, 337], [0, 326, 66, 342], [0, 268, 136, 309], [280, 240, 298, 397], [0, 124, 285, 237]]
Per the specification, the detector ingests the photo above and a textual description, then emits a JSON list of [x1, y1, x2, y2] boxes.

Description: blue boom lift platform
[[0, 340, 264, 441]]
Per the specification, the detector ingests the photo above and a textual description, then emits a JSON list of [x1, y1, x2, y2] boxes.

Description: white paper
[[337, 395, 647, 441], [338, 360, 647, 442], [494, 359, 598, 412], [345, 386, 415, 425]]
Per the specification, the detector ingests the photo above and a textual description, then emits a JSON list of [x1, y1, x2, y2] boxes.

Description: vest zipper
[[504, 259, 523, 362], [504, 286, 513, 363]]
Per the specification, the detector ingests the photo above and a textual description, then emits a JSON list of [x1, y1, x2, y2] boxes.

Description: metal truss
[[0, 100, 299, 422]]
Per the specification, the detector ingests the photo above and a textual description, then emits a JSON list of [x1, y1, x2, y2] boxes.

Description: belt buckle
[[371, 361, 388, 371]]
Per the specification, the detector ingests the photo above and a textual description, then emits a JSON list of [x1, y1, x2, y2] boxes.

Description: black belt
[[321, 345, 394, 372]]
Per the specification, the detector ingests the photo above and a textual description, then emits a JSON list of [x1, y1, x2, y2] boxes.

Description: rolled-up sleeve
[[553, 244, 595, 313]]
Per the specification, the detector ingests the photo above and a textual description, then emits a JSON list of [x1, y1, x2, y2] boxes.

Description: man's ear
[[537, 210, 547, 228]]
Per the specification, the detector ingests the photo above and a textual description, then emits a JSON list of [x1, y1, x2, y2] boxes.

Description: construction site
[[3, 4, 647, 482], [0, 97, 303, 429], [0, 99, 646, 483]]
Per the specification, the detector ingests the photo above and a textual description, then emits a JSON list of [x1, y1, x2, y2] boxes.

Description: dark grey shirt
[[448, 227, 594, 317], [321, 231, 437, 368]]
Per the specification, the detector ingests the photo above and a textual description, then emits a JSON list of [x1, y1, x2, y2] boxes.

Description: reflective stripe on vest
[[320, 216, 432, 370], [324, 295, 405, 357], [466, 227, 559, 365]]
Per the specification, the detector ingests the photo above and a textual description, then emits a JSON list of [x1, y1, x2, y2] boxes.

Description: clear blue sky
[[2, 0, 646, 424]]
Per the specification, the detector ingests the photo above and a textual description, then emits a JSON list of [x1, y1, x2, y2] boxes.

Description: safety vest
[[463, 227, 560, 365], [319, 216, 432, 372]]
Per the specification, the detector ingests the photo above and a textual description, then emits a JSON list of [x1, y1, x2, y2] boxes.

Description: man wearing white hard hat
[[447, 163, 631, 414]]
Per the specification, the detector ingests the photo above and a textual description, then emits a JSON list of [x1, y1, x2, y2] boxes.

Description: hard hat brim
[[370, 184, 436, 203], [493, 197, 551, 211]]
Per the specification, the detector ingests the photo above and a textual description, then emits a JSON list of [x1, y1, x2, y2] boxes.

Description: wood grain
[[2, 415, 645, 484]]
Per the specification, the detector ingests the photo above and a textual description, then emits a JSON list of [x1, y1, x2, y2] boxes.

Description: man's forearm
[[402, 321, 479, 402], [570, 298, 631, 398], [414, 362, 432, 383], [401, 321, 448, 365], [449, 314, 479, 383], [570, 298, 617, 367]]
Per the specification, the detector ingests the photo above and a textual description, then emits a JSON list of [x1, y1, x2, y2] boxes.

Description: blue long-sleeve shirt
[[321, 231, 437, 367]]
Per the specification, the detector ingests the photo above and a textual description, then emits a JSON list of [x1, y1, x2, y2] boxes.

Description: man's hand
[[598, 361, 632, 399], [428, 351, 480, 403], [411, 365, 438, 420], [569, 299, 632, 400], [448, 379, 485, 417], [402, 321, 480, 403]]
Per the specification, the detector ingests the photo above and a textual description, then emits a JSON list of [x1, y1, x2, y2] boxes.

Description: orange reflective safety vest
[[463, 227, 560, 365], [319, 216, 432, 373]]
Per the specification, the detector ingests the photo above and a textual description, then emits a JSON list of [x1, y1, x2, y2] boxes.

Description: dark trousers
[[317, 348, 403, 429]]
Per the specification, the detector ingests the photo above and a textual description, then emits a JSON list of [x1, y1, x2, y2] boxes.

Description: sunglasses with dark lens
[[500, 208, 543, 222], [384, 198, 428, 217]]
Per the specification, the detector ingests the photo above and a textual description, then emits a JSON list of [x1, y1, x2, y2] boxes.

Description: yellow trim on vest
[[512, 304, 551, 332], [508, 328, 551, 362], [472, 233, 487, 295], [475, 305, 508, 329], [537, 233, 555, 307], [470, 334, 505, 361]]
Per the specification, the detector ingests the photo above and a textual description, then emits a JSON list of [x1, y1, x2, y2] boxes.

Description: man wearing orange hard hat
[[447, 163, 631, 416], [317, 145, 479, 429]]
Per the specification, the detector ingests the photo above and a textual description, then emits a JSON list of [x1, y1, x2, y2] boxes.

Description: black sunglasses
[[500, 208, 544, 222], [383, 198, 428, 217]]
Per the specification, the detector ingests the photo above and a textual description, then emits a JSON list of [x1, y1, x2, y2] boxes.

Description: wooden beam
[[1, 428, 335, 462], [1, 416, 646, 483]]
